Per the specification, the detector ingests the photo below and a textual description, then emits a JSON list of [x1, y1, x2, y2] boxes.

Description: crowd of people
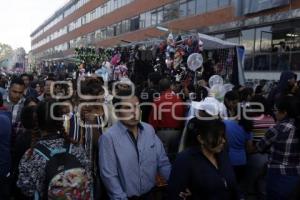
[[0, 69, 300, 200]]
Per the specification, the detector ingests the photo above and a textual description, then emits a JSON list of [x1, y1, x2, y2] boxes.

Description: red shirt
[[148, 90, 186, 130]]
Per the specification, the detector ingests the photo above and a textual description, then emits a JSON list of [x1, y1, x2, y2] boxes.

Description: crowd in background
[[0, 69, 300, 200]]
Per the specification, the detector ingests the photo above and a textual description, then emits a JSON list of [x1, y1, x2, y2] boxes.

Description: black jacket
[[168, 147, 239, 200]]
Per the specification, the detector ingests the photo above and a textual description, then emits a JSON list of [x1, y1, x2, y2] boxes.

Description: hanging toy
[[198, 34, 204, 52]]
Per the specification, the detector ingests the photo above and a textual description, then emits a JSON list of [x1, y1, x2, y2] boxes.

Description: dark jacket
[[168, 147, 239, 200], [0, 113, 12, 176], [267, 71, 296, 109], [24, 87, 38, 98]]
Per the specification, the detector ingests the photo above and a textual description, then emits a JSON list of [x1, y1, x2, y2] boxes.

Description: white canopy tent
[[194, 33, 246, 85], [196, 33, 243, 49]]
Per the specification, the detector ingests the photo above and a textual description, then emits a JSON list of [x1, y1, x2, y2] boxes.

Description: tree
[[0, 43, 13, 62]]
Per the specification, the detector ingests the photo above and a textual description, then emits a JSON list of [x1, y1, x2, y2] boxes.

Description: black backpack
[[34, 142, 91, 200]]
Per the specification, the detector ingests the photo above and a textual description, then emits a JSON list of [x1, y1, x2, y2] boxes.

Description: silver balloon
[[187, 53, 203, 72], [209, 75, 224, 88]]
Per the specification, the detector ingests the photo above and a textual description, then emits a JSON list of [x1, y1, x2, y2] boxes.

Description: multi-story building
[[31, 0, 300, 80]]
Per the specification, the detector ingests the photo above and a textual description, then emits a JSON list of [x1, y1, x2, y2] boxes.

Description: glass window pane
[[240, 29, 255, 54], [254, 54, 270, 71], [196, 0, 206, 14], [130, 16, 140, 31], [157, 9, 163, 24], [114, 0, 118, 10], [187, 0, 196, 16], [244, 55, 253, 71], [179, 0, 188, 17], [151, 11, 157, 26], [145, 11, 151, 27], [291, 52, 300, 71], [116, 22, 121, 35], [106, 0, 113, 14], [163, 3, 179, 21], [207, 0, 218, 11], [122, 20, 129, 33], [140, 13, 146, 28], [255, 26, 272, 52], [219, 0, 230, 7]]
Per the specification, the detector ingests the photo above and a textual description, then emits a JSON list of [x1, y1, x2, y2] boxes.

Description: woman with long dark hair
[[168, 119, 240, 200]]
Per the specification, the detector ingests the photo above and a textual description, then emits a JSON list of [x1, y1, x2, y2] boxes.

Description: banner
[[243, 0, 290, 14]]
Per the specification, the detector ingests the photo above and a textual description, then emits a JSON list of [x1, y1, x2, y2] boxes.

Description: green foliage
[[0, 43, 13, 61], [74, 47, 113, 69]]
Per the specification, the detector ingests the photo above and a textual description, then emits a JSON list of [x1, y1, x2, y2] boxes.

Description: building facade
[[31, 0, 300, 80]]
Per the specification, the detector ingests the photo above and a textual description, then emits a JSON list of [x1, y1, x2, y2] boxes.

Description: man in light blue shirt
[[98, 90, 171, 199]]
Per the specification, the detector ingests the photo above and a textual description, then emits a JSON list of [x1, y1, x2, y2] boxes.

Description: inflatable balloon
[[223, 83, 234, 93], [210, 84, 226, 102], [209, 75, 224, 88], [187, 53, 203, 72]]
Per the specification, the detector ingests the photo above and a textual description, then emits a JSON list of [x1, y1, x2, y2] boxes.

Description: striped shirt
[[257, 118, 300, 176]]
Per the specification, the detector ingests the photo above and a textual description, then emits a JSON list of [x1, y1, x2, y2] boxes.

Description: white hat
[[119, 77, 133, 85], [191, 97, 221, 116]]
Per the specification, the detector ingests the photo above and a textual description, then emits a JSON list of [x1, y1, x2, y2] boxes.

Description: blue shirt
[[224, 120, 252, 166], [99, 121, 171, 199], [0, 112, 12, 176]]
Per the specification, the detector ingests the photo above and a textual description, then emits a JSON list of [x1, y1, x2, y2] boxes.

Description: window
[[145, 11, 151, 27], [113, 25, 117, 36], [240, 29, 255, 53], [90, 10, 96, 21], [140, 13, 146, 28], [130, 16, 140, 31], [86, 13, 91, 23], [219, 0, 230, 7], [157, 8, 163, 24], [95, 30, 101, 40], [116, 22, 122, 35], [106, 1, 110, 13], [179, 0, 188, 17], [122, 20, 130, 33], [207, 0, 218, 11], [102, 3, 108, 15], [107, 26, 114, 37], [151, 10, 157, 26], [255, 26, 272, 52], [81, 16, 86, 25], [114, 0, 118, 9], [196, 0, 206, 14], [254, 54, 270, 71], [101, 28, 107, 40], [88, 32, 95, 44], [96, 7, 100, 18], [163, 3, 179, 22], [187, 0, 196, 16], [99, 6, 103, 17]]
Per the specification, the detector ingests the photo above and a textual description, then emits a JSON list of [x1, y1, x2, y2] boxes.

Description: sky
[[0, 0, 70, 53]]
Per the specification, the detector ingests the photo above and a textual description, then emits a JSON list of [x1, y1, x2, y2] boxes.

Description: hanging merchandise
[[71, 31, 244, 86]]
